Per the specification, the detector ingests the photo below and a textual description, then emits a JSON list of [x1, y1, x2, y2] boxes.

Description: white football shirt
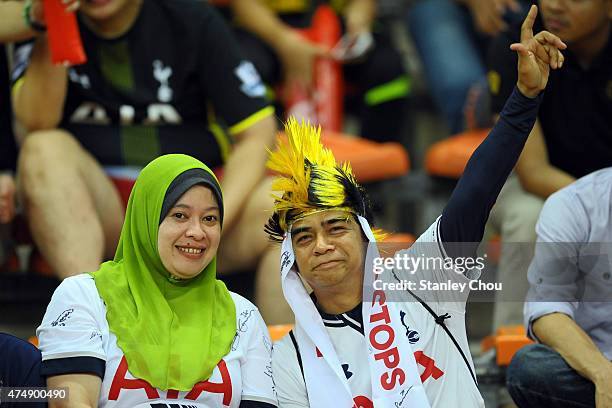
[[38, 274, 277, 408], [273, 218, 485, 408]]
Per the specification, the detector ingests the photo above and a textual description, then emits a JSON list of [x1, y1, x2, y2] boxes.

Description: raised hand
[[29, 0, 80, 26], [511, 5, 566, 98]]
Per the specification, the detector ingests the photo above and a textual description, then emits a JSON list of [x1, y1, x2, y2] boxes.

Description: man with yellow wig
[[268, 6, 566, 407]]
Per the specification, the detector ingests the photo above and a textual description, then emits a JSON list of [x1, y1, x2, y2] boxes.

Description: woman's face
[[157, 185, 221, 280]]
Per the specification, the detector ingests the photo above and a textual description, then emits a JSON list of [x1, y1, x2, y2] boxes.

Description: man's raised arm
[[439, 5, 566, 257]]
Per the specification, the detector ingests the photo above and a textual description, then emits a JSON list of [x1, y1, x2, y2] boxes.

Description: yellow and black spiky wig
[[265, 117, 383, 242]]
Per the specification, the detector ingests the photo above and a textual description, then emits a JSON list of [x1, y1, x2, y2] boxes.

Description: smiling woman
[[158, 182, 222, 280], [36, 154, 277, 408]]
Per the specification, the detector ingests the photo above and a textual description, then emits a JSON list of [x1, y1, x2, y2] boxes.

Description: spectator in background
[[269, 6, 566, 405], [11, 0, 290, 323], [507, 168, 612, 408], [407, 0, 529, 133], [227, 0, 409, 142], [0, 0, 61, 263], [486, 0, 612, 330]]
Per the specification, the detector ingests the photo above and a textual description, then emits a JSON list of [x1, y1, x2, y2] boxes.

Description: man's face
[[79, 0, 136, 21], [291, 210, 366, 292], [539, 0, 612, 43]]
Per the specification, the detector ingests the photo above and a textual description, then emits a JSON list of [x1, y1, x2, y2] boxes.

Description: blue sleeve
[[0, 333, 46, 408], [439, 87, 543, 258], [524, 187, 585, 340]]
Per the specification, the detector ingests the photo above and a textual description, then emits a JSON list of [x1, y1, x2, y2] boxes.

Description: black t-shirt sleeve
[[197, 5, 269, 130], [487, 29, 519, 114]]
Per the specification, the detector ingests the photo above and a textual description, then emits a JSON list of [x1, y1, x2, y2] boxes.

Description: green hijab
[[91, 154, 236, 391]]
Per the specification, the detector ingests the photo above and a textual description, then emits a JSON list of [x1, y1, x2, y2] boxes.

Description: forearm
[[47, 374, 100, 408], [517, 165, 575, 199], [13, 35, 67, 131], [533, 313, 612, 384], [231, 0, 292, 53], [221, 115, 277, 233], [0, 2, 35, 43], [344, 0, 376, 34], [440, 87, 541, 249]]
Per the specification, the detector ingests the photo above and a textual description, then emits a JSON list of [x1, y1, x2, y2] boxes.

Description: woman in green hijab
[[36, 154, 278, 408]]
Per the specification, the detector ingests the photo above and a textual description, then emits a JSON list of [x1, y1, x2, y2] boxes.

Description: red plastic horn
[[43, 0, 87, 65], [284, 5, 343, 131]]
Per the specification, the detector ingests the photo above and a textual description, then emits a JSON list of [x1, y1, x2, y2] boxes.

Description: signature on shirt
[[231, 309, 255, 351], [395, 386, 414, 408], [51, 309, 74, 327]]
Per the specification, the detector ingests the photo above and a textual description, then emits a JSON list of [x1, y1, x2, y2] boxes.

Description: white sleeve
[[237, 302, 278, 406], [272, 335, 309, 408], [36, 275, 106, 362], [393, 218, 476, 308]]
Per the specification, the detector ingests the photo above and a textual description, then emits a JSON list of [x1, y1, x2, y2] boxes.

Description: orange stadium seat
[[424, 128, 490, 179], [481, 325, 533, 366], [320, 131, 410, 183], [267, 324, 293, 342]]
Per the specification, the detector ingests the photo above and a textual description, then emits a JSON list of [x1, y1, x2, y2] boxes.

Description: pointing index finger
[[520, 4, 538, 42]]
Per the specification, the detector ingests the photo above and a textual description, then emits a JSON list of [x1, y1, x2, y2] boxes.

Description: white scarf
[[280, 215, 431, 407]]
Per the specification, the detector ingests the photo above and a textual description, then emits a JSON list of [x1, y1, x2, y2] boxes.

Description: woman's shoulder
[[228, 291, 259, 314], [55, 273, 99, 297], [50, 274, 104, 313]]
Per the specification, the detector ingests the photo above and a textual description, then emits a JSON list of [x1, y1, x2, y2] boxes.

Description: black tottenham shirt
[[487, 18, 612, 178], [13, 0, 271, 168]]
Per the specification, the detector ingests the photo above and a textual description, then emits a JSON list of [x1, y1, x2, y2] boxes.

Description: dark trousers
[[507, 343, 597, 408]]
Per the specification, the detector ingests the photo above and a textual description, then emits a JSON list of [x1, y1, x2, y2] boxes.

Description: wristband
[[23, 0, 47, 33]]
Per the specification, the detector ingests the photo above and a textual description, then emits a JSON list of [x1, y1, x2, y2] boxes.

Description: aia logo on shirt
[[109, 357, 232, 405]]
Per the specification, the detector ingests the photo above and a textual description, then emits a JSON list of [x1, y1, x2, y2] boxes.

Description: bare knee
[[19, 129, 82, 172], [18, 129, 85, 198]]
